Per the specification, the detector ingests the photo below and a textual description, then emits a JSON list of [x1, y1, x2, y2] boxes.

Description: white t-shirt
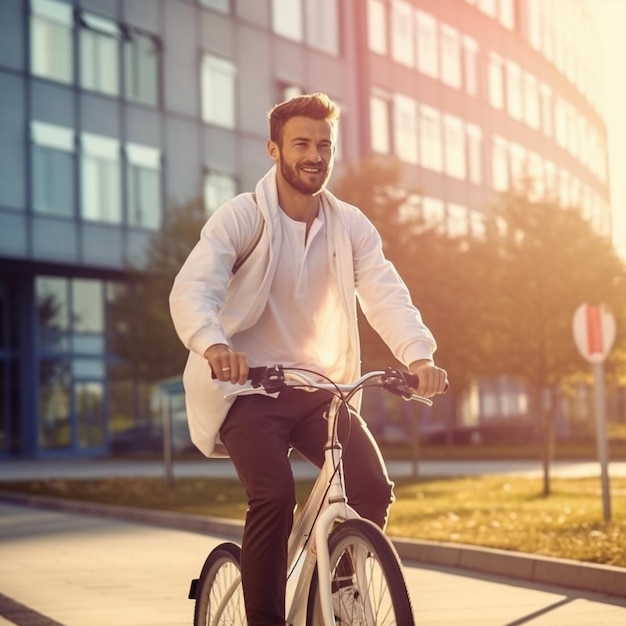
[[232, 207, 349, 380]]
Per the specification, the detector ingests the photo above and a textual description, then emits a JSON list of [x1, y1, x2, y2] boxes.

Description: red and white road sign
[[572, 304, 616, 364]]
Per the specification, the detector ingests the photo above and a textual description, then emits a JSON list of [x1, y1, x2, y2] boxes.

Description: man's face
[[270, 116, 336, 196]]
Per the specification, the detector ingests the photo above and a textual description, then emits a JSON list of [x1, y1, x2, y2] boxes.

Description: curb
[[2, 490, 625, 599]]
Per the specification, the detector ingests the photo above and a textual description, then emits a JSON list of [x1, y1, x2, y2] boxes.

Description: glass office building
[[0, 0, 610, 457]]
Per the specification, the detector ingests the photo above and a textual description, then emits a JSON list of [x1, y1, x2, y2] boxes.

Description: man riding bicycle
[[170, 92, 447, 626]]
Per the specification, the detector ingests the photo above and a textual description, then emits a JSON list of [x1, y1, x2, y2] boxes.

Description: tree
[[331, 156, 493, 436], [479, 188, 626, 494], [108, 198, 206, 384]]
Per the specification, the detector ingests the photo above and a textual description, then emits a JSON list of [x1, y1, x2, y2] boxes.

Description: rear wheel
[[190, 542, 247, 626], [306, 519, 414, 625]]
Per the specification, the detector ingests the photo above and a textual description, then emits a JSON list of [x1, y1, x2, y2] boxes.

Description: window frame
[[81, 132, 121, 224], [30, 0, 73, 84], [78, 11, 120, 96], [201, 54, 237, 129], [126, 143, 162, 229], [31, 121, 76, 217]]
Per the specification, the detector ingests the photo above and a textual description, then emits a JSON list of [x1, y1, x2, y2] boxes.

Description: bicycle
[[188, 365, 439, 625]]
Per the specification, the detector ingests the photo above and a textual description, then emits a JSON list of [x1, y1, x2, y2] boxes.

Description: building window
[[204, 170, 237, 216], [200, 0, 231, 12], [447, 203, 468, 237], [488, 53, 504, 109], [443, 114, 465, 179], [38, 358, 71, 450], [123, 29, 159, 106], [469, 210, 486, 238], [466, 124, 482, 185], [36, 276, 109, 452], [201, 54, 237, 128], [554, 97, 567, 149], [416, 10, 438, 78], [506, 61, 523, 120], [540, 83, 553, 137], [126, 143, 161, 229], [393, 94, 418, 164], [509, 142, 526, 186], [527, 0, 541, 50], [31, 0, 73, 83], [81, 133, 121, 224], [31, 121, 75, 217], [367, 0, 387, 55], [272, 0, 339, 55], [277, 81, 303, 102], [305, 0, 339, 55], [462, 36, 478, 96], [491, 135, 509, 191], [79, 12, 119, 96], [544, 160, 557, 197], [559, 169, 571, 208], [478, 0, 497, 17], [272, 0, 303, 41], [370, 91, 391, 154], [498, 0, 515, 30], [391, 0, 414, 67], [523, 73, 540, 129], [419, 105, 442, 172], [73, 279, 105, 334], [441, 25, 461, 89], [422, 196, 445, 229], [37, 276, 70, 353]]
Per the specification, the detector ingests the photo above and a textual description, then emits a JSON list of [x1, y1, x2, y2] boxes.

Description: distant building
[[0, 0, 610, 457]]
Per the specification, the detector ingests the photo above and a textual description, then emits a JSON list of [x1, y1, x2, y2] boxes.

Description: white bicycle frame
[[223, 369, 433, 626]]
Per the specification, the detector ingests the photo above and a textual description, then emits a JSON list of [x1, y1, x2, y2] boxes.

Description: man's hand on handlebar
[[204, 343, 249, 385], [409, 359, 448, 398]]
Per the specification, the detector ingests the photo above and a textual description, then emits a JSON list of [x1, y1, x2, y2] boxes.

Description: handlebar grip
[[400, 370, 449, 393]]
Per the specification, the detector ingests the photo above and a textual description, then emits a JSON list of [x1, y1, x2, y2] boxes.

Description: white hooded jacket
[[169, 166, 436, 457]]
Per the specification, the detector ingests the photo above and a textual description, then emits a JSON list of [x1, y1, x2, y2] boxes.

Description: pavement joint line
[[2, 489, 626, 601]]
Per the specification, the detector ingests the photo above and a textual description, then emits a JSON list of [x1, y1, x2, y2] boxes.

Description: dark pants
[[219, 388, 395, 626]]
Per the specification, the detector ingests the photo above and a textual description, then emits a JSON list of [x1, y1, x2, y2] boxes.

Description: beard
[[279, 154, 332, 196]]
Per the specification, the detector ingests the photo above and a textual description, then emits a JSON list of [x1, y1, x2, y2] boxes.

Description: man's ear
[[267, 140, 279, 161]]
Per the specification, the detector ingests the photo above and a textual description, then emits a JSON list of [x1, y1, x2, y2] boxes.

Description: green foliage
[[331, 156, 487, 396], [108, 198, 206, 383], [480, 189, 626, 387]]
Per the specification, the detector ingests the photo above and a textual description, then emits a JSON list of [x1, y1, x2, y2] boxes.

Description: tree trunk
[[541, 387, 557, 497]]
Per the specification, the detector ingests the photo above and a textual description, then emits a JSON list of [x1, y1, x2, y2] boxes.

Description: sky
[[591, 0, 626, 257]]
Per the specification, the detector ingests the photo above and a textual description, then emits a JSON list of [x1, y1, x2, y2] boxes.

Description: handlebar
[[225, 365, 445, 406]]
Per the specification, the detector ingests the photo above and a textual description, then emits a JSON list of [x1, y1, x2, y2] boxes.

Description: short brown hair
[[268, 92, 341, 145]]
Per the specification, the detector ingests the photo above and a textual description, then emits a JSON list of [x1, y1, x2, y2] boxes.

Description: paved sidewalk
[[2, 456, 626, 482], [1, 500, 626, 626]]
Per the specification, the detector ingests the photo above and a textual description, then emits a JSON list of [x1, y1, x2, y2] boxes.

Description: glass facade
[[31, 276, 144, 454]]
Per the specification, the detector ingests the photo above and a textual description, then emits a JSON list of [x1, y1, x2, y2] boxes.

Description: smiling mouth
[[301, 165, 323, 174]]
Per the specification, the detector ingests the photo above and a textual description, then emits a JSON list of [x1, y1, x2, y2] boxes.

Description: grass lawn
[[1, 473, 625, 568]]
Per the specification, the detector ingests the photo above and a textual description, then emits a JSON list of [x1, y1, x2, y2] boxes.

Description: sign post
[[572, 303, 616, 522]]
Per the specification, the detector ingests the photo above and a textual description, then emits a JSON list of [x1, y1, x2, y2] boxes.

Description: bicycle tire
[[306, 519, 415, 626], [191, 542, 247, 626]]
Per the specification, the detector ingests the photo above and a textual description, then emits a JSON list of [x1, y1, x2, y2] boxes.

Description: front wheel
[[306, 519, 415, 626], [190, 542, 247, 626]]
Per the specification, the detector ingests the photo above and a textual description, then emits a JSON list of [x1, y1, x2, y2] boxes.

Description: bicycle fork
[[313, 437, 360, 626]]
